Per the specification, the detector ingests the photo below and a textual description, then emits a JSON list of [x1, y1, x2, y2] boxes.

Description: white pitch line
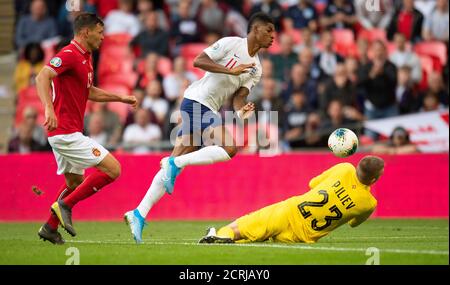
[[67, 239, 449, 256]]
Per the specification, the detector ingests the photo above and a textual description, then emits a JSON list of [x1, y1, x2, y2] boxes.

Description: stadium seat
[[180, 43, 208, 59], [418, 55, 434, 90], [332, 29, 355, 46], [96, 84, 131, 123], [332, 29, 355, 56], [101, 33, 132, 48], [413, 41, 448, 66], [99, 72, 137, 90], [18, 86, 39, 101], [107, 101, 130, 123], [284, 30, 302, 44], [267, 37, 281, 54], [135, 56, 173, 76], [358, 29, 387, 42], [157, 57, 173, 76], [315, 0, 327, 14], [385, 41, 412, 56]]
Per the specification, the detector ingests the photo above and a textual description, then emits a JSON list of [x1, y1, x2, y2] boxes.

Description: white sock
[[174, 145, 231, 168], [136, 169, 165, 218]]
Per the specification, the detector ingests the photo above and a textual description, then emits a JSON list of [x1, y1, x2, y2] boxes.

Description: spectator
[[137, 0, 169, 31], [17, 106, 47, 147], [255, 78, 285, 129], [8, 122, 43, 153], [425, 72, 449, 106], [422, 0, 449, 43], [251, 58, 283, 102], [355, 0, 394, 30], [294, 27, 319, 56], [298, 47, 322, 80], [223, 6, 248, 37], [249, 0, 284, 31], [203, 31, 221, 45], [15, 0, 58, 49], [270, 33, 298, 81], [142, 80, 169, 126], [396, 66, 422, 114], [104, 0, 141, 37], [135, 52, 164, 90], [280, 63, 317, 107], [14, 43, 44, 92], [356, 37, 370, 66], [124, 88, 147, 129], [284, 0, 319, 32], [320, 63, 363, 121], [389, 33, 422, 83], [123, 108, 162, 153], [317, 100, 359, 146], [316, 30, 344, 78], [57, 0, 96, 39], [171, 0, 204, 53], [421, 92, 447, 112], [196, 0, 227, 34], [164, 79, 191, 139], [372, 126, 419, 154], [91, 0, 118, 19], [320, 0, 357, 30], [387, 0, 424, 43], [84, 102, 122, 147], [162, 56, 198, 103], [283, 90, 311, 148], [86, 111, 108, 146], [358, 40, 398, 123], [130, 11, 170, 57], [344, 56, 360, 85]]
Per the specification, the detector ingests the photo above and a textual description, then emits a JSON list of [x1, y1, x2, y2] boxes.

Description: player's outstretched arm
[[36, 67, 58, 131], [348, 208, 375, 228], [232, 87, 255, 120], [89, 86, 138, 108], [193, 52, 255, 76]]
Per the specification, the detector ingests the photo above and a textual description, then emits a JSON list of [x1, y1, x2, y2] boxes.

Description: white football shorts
[[48, 132, 109, 175]]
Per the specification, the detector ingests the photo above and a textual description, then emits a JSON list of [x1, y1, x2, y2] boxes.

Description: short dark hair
[[23, 42, 44, 63], [73, 13, 104, 34], [357, 156, 385, 185], [247, 12, 274, 33]]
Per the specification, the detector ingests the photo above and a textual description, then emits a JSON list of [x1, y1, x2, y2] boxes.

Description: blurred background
[[0, 0, 448, 221]]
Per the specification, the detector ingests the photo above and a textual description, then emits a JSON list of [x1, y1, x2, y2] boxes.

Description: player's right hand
[[44, 107, 57, 131], [229, 63, 255, 76]]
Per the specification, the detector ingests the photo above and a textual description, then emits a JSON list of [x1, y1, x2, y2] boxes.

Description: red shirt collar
[[71, 40, 88, 54]]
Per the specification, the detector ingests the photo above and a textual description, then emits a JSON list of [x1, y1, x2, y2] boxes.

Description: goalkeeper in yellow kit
[[199, 155, 384, 244]]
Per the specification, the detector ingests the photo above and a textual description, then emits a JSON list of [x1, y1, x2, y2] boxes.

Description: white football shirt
[[183, 37, 262, 112]]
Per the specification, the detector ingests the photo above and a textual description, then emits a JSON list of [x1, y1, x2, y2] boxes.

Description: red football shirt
[[397, 11, 413, 40], [45, 40, 94, 137]]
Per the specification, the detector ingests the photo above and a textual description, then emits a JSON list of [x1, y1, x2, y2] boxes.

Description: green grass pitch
[[0, 219, 448, 265]]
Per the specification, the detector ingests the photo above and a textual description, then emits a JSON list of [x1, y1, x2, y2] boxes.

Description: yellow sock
[[217, 226, 235, 240]]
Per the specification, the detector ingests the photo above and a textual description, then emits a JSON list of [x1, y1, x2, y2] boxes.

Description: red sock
[[62, 170, 115, 208], [47, 183, 74, 230]]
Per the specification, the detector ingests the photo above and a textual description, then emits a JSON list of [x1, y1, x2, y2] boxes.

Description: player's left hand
[[122, 95, 138, 109], [237, 102, 255, 120]]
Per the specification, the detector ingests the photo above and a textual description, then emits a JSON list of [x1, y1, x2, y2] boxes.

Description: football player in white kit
[[124, 12, 275, 243]]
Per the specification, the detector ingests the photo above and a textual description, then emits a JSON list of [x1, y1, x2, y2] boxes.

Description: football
[[328, 128, 359, 158]]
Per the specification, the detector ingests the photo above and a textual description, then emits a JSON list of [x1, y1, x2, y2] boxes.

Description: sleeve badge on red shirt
[[50, 57, 62, 68]]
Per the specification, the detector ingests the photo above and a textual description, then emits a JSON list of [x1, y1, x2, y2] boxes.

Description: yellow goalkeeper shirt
[[286, 163, 377, 243]]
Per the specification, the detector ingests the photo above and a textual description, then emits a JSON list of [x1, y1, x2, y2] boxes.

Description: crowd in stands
[[10, 0, 449, 154]]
